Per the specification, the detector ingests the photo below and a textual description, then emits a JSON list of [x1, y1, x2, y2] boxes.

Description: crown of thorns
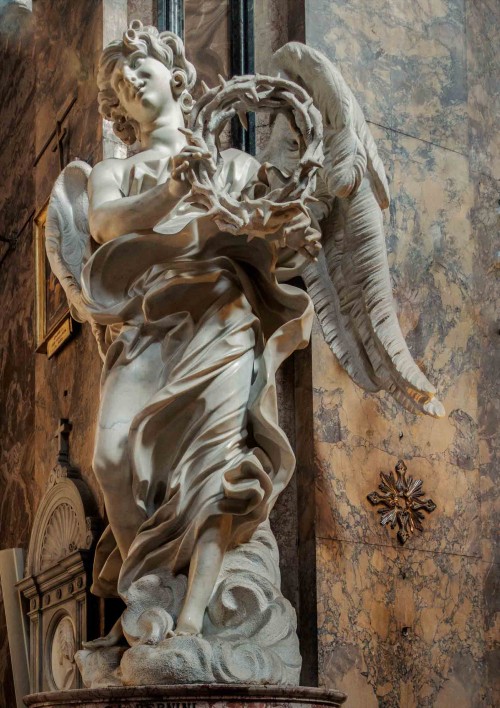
[[181, 74, 324, 237]]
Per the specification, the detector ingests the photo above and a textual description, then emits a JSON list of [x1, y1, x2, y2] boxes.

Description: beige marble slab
[[466, 0, 500, 179], [309, 128, 478, 553], [317, 539, 487, 707], [305, 0, 468, 154]]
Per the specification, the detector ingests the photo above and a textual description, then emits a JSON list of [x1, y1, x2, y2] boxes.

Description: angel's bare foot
[[82, 617, 123, 649]]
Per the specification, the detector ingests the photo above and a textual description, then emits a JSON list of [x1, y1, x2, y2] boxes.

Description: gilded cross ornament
[[367, 460, 437, 545]]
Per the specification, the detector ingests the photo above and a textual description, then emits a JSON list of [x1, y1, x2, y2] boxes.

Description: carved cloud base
[[23, 683, 347, 708], [76, 524, 302, 688]]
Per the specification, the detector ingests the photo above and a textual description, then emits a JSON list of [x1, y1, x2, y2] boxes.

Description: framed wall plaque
[[34, 201, 77, 357]]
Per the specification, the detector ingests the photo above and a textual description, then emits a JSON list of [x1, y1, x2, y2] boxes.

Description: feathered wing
[[272, 42, 444, 418], [45, 160, 107, 359]]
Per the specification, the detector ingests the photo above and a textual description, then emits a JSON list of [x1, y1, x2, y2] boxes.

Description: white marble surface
[[45, 22, 444, 687]]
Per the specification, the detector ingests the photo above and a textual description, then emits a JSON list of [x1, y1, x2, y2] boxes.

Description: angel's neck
[[139, 112, 186, 154]]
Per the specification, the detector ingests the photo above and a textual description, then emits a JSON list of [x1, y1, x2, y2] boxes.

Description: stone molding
[[17, 455, 100, 693], [23, 683, 347, 707]]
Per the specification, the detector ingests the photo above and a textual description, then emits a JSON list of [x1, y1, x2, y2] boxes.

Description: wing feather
[[273, 43, 444, 418], [45, 160, 107, 358], [273, 42, 390, 208]]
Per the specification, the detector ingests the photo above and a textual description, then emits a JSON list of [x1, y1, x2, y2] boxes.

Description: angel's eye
[[130, 56, 145, 69]]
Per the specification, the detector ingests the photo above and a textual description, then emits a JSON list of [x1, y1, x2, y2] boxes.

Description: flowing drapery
[[81, 150, 313, 598]]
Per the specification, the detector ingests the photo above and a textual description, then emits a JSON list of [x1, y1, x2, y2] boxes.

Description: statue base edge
[[23, 683, 347, 708]]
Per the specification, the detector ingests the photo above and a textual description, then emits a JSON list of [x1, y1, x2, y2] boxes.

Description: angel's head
[[97, 20, 196, 145]]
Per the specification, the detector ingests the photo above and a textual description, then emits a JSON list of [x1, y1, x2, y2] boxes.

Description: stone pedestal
[[23, 684, 346, 708]]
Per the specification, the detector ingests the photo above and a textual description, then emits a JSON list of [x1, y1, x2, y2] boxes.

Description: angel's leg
[[175, 514, 232, 635], [93, 331, 163, 559]]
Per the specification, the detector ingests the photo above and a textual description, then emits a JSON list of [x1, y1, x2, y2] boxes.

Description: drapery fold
[[81, 150, 313, 598]]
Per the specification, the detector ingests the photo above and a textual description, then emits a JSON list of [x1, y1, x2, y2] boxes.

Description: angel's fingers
[[172, 160, 190, 178], [179, 146, 201, 155], [299, 246, 319, 261], [178, 146, 212, 158], [306, 241, 321, 252]]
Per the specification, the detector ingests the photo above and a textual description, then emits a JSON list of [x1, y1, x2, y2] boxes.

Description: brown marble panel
[[0, 223, 36, 707], [0, 3, 35, 239], [34, 0, 103, 208], [317, 539, 487, 707], [184, 0, 231, 150], [31, 0, 105, 507], [254, 0, 288, 75], [34, 325, 104, 513], [305, 0, 468, 153], [0, 7, 35, 703], [467, 27, 499, 692], [184, 0, 230, 96], [481, 559, 500, 705], [466, 0, 500, 179], [254, 0, 289, 159], [271, 358, 299, 612], [315, 441, 479, 556]]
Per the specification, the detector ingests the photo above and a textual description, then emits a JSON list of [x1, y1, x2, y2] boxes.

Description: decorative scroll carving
[[26, 468, 96, 577], [40, 503, 82, 572]]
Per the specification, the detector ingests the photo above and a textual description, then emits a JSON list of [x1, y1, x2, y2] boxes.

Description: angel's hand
[[167, 145, 213, 199], [279, 213, 322, 260]]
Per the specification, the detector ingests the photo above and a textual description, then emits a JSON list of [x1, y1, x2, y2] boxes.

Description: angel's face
[[111, 52, 175, 125]]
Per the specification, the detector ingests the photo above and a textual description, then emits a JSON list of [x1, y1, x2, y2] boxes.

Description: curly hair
[[97, 20, 197, 145]]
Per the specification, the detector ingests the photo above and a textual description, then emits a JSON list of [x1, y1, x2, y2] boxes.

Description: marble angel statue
[[45, 21, 444, 688]]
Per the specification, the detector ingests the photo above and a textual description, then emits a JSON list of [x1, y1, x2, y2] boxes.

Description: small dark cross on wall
[[54, 418, 72, 467], [52, 117, 69, 171], [34, 95, 78, 170]]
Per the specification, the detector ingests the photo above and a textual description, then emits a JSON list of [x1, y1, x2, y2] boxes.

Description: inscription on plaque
[[46, 315, 74, 358]]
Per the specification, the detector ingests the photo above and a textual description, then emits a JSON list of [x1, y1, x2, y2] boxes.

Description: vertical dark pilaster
[[288, 0, 306, 42], [157, 0, 184, 39], [229, 0, 255, 154], [294, 338, 319, 686]]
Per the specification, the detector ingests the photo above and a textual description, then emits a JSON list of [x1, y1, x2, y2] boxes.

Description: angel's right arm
[[88, 160, 184, 244]]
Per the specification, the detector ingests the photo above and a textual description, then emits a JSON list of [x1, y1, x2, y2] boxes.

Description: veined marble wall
[[33, 0, 105, 522], [0, 2, 123, 705], [0, 4, 35, 705], [0, 1, 497, 705], [302, 0, 499, 705]]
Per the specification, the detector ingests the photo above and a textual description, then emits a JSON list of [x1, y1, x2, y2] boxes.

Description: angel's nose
[[123, 65, 138, 86]]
